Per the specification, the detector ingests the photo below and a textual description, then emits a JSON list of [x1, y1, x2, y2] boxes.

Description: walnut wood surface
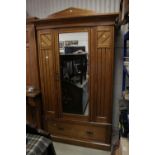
[[37, 29, 57, 116], [34, 7, 118, 30], [26, 91, 42, 128], [47, 119, 111, 143], [52, 135, 111, 150], [47, 7, 96, 19], [27, 7, 118, 150], [26, 24, 40, 89]]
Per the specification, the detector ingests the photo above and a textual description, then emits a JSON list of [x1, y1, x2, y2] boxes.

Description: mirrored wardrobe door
[[56, 31, 90, 116]]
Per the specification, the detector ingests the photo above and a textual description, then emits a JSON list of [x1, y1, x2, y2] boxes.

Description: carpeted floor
[[53, 142, 111, 155]]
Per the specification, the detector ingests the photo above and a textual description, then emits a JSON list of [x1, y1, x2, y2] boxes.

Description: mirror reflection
[[59, 32, 89, 115]]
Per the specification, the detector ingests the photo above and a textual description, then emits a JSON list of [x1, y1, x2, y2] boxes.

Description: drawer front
[[47, 121, 111, 143]]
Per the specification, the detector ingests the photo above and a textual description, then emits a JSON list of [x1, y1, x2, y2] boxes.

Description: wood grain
[[37, 30, 57, 121], [47, 119, 111, 144], [28, 8, 118, 150], [94, 26, 114, 124], [26, 24, 40, 89], [26, 90, 42, 128]]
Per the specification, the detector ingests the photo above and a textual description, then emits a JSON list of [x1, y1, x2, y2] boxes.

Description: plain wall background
[[26, 0, 120, 18], [59, 32, 88, 53]]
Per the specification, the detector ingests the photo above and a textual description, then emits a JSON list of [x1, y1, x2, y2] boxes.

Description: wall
[[59, 32, 88, 53], [26, 0, 120, 18], [26, 0, 123, 131]]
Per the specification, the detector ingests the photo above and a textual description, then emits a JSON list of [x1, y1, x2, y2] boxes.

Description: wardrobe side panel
[[26, 25, 40, 89]]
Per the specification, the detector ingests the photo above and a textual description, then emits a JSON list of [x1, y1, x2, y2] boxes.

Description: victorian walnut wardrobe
[[27, 7, 118, 150]]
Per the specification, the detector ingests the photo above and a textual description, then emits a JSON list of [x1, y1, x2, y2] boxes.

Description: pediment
[[47, 7, 96, 19]]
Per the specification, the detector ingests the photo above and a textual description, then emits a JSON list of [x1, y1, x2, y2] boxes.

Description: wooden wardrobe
[[27, 8, 118, 150], [26, 17, 40, 89], [26, 17, 42, 128]]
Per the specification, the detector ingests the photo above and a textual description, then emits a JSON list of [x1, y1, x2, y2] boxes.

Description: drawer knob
[[86, 131, 94, 135]]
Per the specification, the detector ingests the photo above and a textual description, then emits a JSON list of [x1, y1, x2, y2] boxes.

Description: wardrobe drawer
[[47, 121, 111, 143]]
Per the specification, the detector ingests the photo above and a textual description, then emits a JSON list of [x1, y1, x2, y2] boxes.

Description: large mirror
[[59, 32, 89, 115]]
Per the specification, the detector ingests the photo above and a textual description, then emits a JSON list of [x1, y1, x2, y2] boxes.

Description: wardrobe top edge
[[28, 14, 118, 23]]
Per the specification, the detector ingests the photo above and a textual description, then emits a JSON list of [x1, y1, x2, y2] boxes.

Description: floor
[[53, 142, 111, 155]]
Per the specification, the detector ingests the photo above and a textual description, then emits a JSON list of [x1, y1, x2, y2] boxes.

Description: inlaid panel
[[40, 34, 52, 48], [97, 27, 112, 48]]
